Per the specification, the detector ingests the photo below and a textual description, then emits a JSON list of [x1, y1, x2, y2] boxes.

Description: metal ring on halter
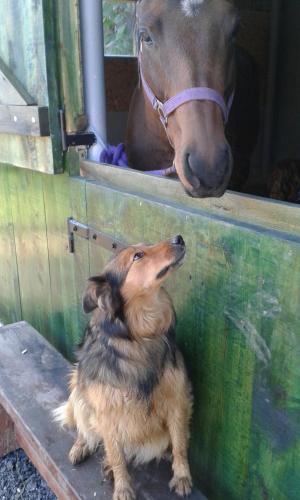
[[153, 99, 168, 127]]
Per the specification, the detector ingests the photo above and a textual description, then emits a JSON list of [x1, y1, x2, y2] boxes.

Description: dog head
[[82, 235, 186, 318]]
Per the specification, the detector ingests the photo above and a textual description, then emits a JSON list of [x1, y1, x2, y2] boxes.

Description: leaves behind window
[[103, 1, 135, 56]]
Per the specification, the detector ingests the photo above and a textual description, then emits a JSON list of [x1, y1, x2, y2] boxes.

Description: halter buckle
[[154, 99, 168, 127]]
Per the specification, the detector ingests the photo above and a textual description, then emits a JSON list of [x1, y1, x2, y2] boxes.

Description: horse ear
[[82, 275, 122, 318]]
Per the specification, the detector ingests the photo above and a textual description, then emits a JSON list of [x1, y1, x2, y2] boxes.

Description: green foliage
[[103, 1, 135, 56]]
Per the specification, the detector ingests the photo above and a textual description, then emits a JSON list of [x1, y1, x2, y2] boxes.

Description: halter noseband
[[140, 62, 234, 128]]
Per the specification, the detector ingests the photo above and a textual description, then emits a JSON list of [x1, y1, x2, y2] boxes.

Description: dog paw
[[169, 475, 193, 496], [69, 443, 88, 465], [113, 485, 136, 500]]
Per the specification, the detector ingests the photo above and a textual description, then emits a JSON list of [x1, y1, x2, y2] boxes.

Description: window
[[103, 1, 135, 56]]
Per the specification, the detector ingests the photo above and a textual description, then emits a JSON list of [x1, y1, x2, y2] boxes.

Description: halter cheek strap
[[140, 65, 234, 127]]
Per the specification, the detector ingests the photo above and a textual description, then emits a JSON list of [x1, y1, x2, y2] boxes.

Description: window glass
[[103, 1, 135, 56]]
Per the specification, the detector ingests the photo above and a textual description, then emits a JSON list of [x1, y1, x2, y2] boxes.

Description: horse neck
[[126, 85, 174, 171]]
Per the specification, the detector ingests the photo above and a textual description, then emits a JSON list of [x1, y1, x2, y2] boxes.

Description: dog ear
[[82, 274, 123, 318]]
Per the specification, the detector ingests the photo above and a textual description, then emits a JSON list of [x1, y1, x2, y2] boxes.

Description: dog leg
[[69, 436, 92, 465], [167, 412, 193, 496], [103, 436, 135, 500]]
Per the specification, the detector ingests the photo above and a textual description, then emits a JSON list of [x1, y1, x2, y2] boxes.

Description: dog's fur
[[54, 236, 193, 500]]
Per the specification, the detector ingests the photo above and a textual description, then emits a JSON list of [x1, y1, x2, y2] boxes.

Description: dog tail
[[53, 400, 75, 429]]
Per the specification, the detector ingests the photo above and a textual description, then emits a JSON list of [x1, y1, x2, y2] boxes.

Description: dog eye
[[133, 251, 144, 261]]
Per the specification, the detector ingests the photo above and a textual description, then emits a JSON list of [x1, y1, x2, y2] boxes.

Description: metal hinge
[[59, 110, 96, 152], [67, 218, 126, 254]]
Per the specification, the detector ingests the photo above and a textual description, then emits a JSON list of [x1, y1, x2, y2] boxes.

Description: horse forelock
[[181, 0, 205, 17]]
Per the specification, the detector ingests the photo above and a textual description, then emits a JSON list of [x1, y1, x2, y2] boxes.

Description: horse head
[[131, 0, 240, 197]]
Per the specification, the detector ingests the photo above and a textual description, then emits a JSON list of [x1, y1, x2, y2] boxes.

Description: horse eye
[[133, 251, 145, 261], [140, 31, 153, 45]]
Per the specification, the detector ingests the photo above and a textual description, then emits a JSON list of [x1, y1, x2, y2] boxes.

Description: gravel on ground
[[0, 449, 56, 500]]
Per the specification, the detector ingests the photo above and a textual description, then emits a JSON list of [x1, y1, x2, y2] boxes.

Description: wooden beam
[[0, 105, 50, 136], [0, 57, 35, 106], [0, 405, 18, 457]]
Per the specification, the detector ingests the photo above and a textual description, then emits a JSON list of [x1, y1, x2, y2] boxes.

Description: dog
[[54, 235, 193, 500]]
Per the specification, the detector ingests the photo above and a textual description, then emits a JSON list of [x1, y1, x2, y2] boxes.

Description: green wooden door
[[77, 164, 300, 500], [0, 0, 84, 173]]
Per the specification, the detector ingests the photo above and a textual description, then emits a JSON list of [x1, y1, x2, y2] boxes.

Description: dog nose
[[171, 235, 185, 246]]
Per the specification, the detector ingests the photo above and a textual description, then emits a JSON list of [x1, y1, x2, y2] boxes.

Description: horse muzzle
[[178, 143, 233, 198]]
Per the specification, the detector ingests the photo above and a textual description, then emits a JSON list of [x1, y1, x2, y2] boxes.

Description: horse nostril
[[186, 152, 199, 176], [171, 235, 185, 246]]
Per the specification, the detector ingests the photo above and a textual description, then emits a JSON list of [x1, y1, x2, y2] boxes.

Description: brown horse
[[126, 0, 259, 198]]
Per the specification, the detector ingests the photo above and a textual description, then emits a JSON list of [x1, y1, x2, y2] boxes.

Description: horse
[[126, 0, 259, 198]]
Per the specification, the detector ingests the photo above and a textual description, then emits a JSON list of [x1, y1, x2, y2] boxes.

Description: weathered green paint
[[0, 165, 22, 324], [56, 0, 86, 133], [0, 165, 299, 499], [0, 56, 35, 105], [85, 179, 300, 500], [0, 0, 62, 173], [0, 1, 299, 498], [81, 161, 300, 237]]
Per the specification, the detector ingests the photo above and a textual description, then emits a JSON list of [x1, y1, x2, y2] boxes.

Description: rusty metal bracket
[[67, 218, 126, 254]]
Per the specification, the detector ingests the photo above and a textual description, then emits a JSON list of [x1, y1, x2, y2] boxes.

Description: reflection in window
[[103, 1, 135, 56]]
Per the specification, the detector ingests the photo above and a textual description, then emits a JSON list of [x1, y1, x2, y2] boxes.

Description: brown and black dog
[[54, 235, 193, 500]]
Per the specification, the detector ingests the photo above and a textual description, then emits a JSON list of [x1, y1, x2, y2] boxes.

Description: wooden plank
[[7, 167, 53, 342], [0, 405, 17, 457], [0, 164, 22, 324], [0, 105, 49, 136], [56, 0, 86, 133], [0, 135, 56, 173], [0, 321, 206, 500], [0, 57, 35, 105], [0, 0, 63, 173], [85, 180, 300, 500], [42, 172, 90, 358], [81, 161, 300, 237]]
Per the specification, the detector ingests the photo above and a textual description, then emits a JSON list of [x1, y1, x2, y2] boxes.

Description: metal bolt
[[73, 226, 78, 232]]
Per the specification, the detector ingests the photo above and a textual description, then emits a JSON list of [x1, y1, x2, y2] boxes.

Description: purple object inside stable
[[100, 143, 176, 177]]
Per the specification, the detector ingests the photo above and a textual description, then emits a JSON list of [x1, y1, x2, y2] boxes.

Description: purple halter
[[140, 64, 234, 128]]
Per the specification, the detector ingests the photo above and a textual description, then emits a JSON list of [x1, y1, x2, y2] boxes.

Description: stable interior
[[102, 1, 300, 201]]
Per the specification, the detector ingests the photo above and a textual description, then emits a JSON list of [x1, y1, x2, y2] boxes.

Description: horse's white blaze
[[181, 0, 204, 17]]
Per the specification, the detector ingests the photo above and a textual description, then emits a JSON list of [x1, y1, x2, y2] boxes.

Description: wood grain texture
[[42, 172, 90, 358], [0, 405, 17, 457], [0, 105, 49, 136], [0, 57, 35, 105], [0, 321, 206, 500], [56, 0, 86, 133], [0, 160, 299, 499], [0, 0, 63, 173], [7, 168, 53, 342], [0, 165, 22, 324], [84, 178, 300, 500], [81, 161, 300, 237]]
